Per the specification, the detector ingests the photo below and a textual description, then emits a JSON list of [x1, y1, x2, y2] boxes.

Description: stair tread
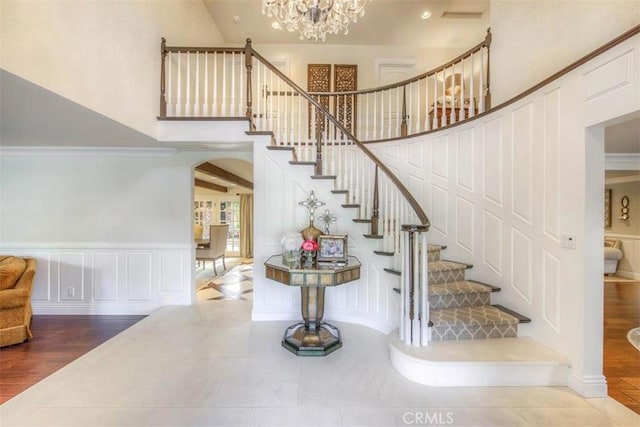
[[266, 145, 294, 151], [332, 190, 349, 194], [289, 161, 316, 165], [342, 204, 360, 208], [353, 219, 372, 223], [374, 251, 394, 256], [364, 234, 383, 239], [428, 244, 447, 252], [384, 268, 401, 276], [429, 281, 493, 297], [311, 175, 337, 179], [430, 306, 519, 327], [467, 279, 502, 292], [492, 304, 531, 323]]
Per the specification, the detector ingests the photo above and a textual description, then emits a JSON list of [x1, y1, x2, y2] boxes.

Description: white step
[[389, 333, 569, 387]]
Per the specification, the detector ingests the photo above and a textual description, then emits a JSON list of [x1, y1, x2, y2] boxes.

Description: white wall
[[367, 32, 640, 397], [0, 147, 251, 314], [0, 0, 224, 139], [489, 0, 640, 105]]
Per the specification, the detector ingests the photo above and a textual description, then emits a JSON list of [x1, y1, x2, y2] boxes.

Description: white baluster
[[185, 53, 191, 116], [239, 53, 244, 117], [213, 52, 218, 116], [203, 52, 209, 116], [230, 52, 236, 116], [449, 65, 456, 125], [176, 52, 182, 116], [424, 76, 429, 131], [470, 52, 475, 117], [194, 52, 200, 116], [167, 52, 173, 116], [395, 87, 400, 138], [432, 72, 438, 130], [221, 52, 227, 116]]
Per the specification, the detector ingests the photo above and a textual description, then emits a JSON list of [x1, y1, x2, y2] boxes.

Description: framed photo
[[604, 189, 612, 227], [317, 235, 348, 262]]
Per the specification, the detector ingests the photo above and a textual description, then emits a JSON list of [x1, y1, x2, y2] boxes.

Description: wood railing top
[[307, 28, 491, 97]]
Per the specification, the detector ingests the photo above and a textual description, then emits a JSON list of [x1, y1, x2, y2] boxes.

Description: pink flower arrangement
[[301, 239, 319, 251]]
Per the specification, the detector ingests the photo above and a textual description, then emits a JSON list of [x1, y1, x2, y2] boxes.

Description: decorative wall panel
[[160, 252, 183, 292], [457, 128, 474, 191], [583, 50, 633, 101], [431, 135, 449, 180], [483, 118, 503, 207], [431, 184, 448, 235], [543, 250, 560, 331], [482, 210, 503, 275], [29, 252, 51, 301], [59, 252, 84, 301], [334, 64, 357, 133], [544, 88, 561, 241], [93, 252, 118, 301], [126, 252, 153, 301], [408, 141, 423, 169], [512, 103, 533, 224], [456, 197, 474, 254], [511, 227, 533, 303]]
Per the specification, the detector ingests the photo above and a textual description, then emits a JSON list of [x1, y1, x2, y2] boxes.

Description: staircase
[[273, 145, 530, 344]]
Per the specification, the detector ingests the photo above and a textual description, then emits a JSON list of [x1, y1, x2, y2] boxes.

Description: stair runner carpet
[[424, 245, 520, 341]]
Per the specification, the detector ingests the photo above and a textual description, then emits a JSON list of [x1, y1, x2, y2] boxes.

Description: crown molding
[[605, 153, 640, 170]]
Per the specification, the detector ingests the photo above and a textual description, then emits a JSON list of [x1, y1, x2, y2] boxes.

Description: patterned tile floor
[[196, 258, 254, 301]]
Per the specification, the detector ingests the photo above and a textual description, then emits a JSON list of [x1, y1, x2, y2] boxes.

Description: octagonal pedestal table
[[264, 255, 361, 356]]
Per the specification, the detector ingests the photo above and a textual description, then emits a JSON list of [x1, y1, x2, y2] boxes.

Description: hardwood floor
[[603, 280, 640, 414], [0, 315, 145, 404]]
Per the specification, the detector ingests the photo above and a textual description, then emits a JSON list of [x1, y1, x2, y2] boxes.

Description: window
[[220, 201, 240, 253]]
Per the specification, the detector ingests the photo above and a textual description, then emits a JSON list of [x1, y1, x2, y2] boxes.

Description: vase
[[302, 250, 316, 268]]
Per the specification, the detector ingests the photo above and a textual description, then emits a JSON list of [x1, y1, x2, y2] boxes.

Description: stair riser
[[428, 268, 466, 285], [431, 323, 518, 341], [427, 250, 440, 262], [429, 292, 490, 310]]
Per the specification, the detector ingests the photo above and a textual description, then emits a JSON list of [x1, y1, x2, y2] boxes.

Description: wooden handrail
[[360, 23, 640, 143], [248, 42, 430, 228], [307, 28, 492, 97], [163, 46, 244, 54]]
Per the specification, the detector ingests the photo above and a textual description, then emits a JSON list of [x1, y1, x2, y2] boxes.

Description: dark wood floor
[[0, 315, 145, 404], [603, 280, 640, 414], [0, 282, 638, 410]]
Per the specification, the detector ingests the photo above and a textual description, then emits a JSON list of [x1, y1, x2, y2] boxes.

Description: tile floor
[[1, 300, 639, 426], [196, 259, 254, 301]]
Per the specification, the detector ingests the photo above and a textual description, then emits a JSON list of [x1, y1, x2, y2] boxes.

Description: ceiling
[[203, 0, 490, 47], [604, 117, 640, 154], [195, 159, 254, 194]]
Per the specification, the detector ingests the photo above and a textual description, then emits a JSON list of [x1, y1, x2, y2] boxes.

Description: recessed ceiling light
[[271, 21, 282, 30], [421, 11, 432, 20]]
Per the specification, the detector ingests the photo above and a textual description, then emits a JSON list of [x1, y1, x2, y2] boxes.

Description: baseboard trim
[[32, 302, 163, 315], [616, 270, 640, 280], [567, 371, 608, 397]]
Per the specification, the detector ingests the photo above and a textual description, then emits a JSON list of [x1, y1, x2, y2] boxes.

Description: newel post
[[160, 37, 167, 117], [245, 38, 254, 126], [400, 224, 430, 346], [484, 28, 492, 110]]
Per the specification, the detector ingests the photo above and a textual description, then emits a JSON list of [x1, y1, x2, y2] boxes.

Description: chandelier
[[262, 0, 369, 42]]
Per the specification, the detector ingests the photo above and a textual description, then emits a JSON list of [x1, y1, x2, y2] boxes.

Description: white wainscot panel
[[59, 252, 84, 302], [127, 252, 153, 301], [483, 117, 503, 206], [386, 145, 400, 161], [543, 250, 560, 332], [482, 210, 502, 275], [29, 252, 51, 301], [93, 252, 118, 301], [544, 88, 561, 241], [511, 227, 533, 303], [408, 141, 423, 170], [583, 49, 633, 101], [408, 174, 424, 207], [431, 184, 448, 235], [160, 252, 183, 292], [264, 155, 286, 247], [368, 261, 381, 316], [431, 135, 449, 180], [456, 197, 474, 254], [457, 128, 474, 191], [512, 103, 533, 224]]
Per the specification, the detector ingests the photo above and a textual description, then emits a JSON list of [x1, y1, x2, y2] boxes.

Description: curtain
[[239, 194, 253, 259]]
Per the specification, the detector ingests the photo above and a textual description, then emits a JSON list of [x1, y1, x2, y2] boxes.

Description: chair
[[194, 224, 203, 240], [196, 224, 228, 275], [604, 238, 623, 275], [0, 256, 36, 347]]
